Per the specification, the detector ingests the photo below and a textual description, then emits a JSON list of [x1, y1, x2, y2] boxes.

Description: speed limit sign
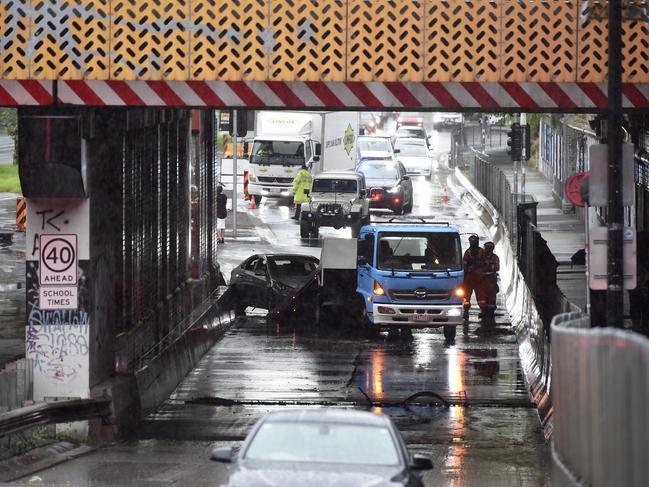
[[40, 234, 77, 285]]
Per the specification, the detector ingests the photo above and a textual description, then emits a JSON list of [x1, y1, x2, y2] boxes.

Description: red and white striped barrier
[[2, 79, 649, 110]]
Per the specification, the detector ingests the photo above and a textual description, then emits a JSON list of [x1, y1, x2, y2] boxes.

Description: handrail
[[0, 398, 111, 438]]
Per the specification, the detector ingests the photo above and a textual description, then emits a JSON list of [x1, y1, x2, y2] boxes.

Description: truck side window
[[359, 234, 375, 266]]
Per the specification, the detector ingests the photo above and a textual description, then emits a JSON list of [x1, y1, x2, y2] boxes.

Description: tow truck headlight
[[373, 280, 386, 296], [454, 287, 465, 298], [448, 308, 462, 317]]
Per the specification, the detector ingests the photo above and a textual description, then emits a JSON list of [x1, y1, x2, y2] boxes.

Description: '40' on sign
[[39, 234, 77, 285]]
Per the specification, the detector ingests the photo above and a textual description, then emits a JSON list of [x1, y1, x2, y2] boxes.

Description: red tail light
[[393, 197, 401, 204]]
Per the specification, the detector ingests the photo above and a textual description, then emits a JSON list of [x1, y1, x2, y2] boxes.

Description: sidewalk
[[462, 150, 587, 311]]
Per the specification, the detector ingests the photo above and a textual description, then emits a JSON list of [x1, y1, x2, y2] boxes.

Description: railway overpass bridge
[[1, 4, 648, 482]]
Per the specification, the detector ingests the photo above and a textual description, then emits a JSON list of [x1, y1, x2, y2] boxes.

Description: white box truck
[[248, 111, 360, 204]]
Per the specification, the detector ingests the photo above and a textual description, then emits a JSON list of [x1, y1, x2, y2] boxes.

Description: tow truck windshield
[[251, 141, 305, 165], [377, 232, 462, 272], [311, 179, 357, 193]]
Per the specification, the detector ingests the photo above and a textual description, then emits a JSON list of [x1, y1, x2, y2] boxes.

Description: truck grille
[[389, 289, 451, 301], [258, 176, 293, 184]]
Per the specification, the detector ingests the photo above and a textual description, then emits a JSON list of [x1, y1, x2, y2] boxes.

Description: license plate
[[270, 188, 281, 193], [412, 314, 431, 322]]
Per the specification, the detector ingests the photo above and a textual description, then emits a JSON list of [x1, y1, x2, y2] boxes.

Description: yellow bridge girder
[[1, 0, 648, 84]]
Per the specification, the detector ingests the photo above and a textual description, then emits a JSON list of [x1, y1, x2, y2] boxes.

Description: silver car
[[211, 409, 433, 486]]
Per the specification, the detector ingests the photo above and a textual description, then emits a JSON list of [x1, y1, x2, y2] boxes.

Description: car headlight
[[341, 202, 351, 212], [248, 172, 257, 182], [387, 186, 401, 194]]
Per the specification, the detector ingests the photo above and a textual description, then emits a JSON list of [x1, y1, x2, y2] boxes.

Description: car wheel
[[443, 325, 456, 341], [312, 223, 320, 239], [300, 220, 311, 239], [404, 199, 413, 213]]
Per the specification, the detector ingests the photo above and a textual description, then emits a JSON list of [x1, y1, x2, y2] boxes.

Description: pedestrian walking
[[478, 241, 500, 320], [216, 185, 227, 244], [462, 234, 484, 319], [292, 164, 312, 221]]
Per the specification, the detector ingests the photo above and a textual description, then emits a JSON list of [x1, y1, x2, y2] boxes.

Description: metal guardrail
[[0, 398, 111, 438], [551, 313, 649, 486]]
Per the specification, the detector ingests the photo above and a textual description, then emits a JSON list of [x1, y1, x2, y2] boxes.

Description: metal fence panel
[[552, 316, 649, 487]]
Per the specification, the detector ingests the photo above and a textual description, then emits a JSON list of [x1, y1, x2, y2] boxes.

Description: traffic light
[[228, 110, 248, 137], [521, 123, 531, 161], [507, 123, 522, 160]]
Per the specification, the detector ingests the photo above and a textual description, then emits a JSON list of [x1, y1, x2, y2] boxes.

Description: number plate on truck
[[412, 314, 431, 322]]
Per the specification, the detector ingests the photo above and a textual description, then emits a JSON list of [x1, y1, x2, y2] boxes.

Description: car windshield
[[269, 258, 318, 282], [358, 138, 392, 153], [397, 127, 425, 138], [377, 232, 462, 272], [311, 179, 357, 193], [245, 421, 401, 466], [357, 162, 399, 181], [251, 141, 305, 165], [395, 144, 427, 157]]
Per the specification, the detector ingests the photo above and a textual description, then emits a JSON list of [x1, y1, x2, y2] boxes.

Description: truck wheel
[[443, 325, 456, 341], [300, 220, 311, 239], [253, 194, 262, 205]]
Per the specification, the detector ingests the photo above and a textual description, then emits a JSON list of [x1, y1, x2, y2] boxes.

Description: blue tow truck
[[316, 218, 465, 341]]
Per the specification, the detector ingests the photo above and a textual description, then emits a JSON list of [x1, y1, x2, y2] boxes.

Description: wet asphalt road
[[16, 131, 551, 486]]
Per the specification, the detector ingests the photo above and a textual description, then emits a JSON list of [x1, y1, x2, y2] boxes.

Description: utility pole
[[520, 113, 527, 200], [607, 0, 624, 327], [232, 110, 238, 239]]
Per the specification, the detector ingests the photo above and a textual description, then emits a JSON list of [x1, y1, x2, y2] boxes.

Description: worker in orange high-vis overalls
[[462, 234, 484, 320], [478, 241, 500, 320]]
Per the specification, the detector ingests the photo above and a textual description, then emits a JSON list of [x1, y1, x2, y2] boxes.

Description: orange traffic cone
[[442, 186, 449, 203], [249, 196, 257, 209]]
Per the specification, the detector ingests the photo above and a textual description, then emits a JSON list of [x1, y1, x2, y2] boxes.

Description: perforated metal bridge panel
[[1, 0, 648, 83]]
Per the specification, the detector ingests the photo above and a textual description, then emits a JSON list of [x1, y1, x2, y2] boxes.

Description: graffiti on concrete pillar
[[25, 199, 90, 401]]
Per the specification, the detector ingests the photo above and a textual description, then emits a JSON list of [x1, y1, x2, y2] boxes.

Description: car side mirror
[[315, 142, 322, 156], [357, 256, 368, 266], [304, 189, 310, 196], [211, 447, 234, 463], [359, 189, 366, 197], [313, 155, 320, 162], [411, 454, 433, 471], [393, 149, 400, 154]]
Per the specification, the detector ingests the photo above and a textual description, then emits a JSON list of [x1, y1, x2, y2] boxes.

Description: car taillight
[[393, 197, 401, 204]]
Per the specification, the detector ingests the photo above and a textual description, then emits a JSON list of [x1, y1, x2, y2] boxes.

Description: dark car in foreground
[[211, 409, 433, 486], [357, 159, 414, 214], [230, 254, 319, 314]]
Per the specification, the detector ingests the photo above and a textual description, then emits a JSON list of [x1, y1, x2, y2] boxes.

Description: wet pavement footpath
[[0, 193, 26, 366], [16, 163, 550, 486]]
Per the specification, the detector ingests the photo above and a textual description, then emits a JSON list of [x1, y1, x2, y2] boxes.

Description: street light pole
[[232, 109, 238, 239], [606, 0, 624, 327]]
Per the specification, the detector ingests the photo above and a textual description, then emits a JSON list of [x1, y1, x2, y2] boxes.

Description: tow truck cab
[[356, 220, 465, 340]]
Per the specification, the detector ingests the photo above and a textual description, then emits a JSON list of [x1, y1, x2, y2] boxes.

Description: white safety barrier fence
[[552, 313, 649, 487]]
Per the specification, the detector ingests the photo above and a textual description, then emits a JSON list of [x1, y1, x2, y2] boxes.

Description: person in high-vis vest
[[478, 241, 500, 320], [291, 164, 312, 220], [462, 234, 484, 319]]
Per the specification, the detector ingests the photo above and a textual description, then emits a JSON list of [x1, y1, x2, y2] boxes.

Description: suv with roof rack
[[355, 217, 465, 341], [300, 171, 370, 239]]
